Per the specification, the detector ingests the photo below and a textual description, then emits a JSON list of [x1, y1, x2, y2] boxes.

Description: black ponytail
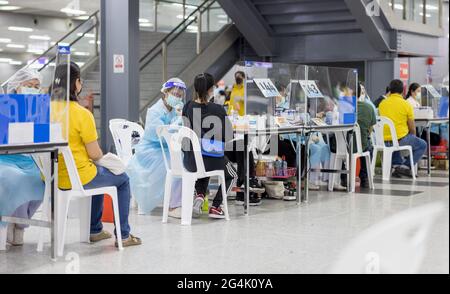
[[52, 62, 81, 101], [194, 73, 215, 103], [406, 83, 421, 99]]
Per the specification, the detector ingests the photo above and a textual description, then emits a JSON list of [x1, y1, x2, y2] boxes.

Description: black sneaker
[[392, 166, 413, 178], [235, 192, 262, 206], [249, 178, 265, 193], [360, 179, 370, 189]]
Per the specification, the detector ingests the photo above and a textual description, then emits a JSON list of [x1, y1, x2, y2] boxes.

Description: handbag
[[263, 181, 285, 199]]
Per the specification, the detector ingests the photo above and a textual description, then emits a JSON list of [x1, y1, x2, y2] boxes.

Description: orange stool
[[101, 194, 114, 223]]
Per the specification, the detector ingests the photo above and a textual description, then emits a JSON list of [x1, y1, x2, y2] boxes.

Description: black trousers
[[190, 157, 238, 208], [225, 140, 255, 187]]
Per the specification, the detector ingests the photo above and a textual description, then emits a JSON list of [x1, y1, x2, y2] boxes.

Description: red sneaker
[[208, 206, 226, 219]]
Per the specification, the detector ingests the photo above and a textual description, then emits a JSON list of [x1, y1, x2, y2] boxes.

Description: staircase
[[82, 31, 170, 134]]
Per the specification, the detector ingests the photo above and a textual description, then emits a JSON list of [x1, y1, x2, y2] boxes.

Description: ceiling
[[0, 0, 226, 67]]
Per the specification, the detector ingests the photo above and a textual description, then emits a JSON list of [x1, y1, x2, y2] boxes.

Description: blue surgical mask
[[20, 87, 40, 95], [166, 94, 184, 109]]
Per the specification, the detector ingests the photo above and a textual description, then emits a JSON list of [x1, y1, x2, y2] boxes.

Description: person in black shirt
[[373, 86, 390, 108], [182, 73, 238, 219]]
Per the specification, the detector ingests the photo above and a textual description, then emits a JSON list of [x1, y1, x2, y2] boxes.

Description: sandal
[[115, 234, 142, 248], [90, 230, 112, 243]]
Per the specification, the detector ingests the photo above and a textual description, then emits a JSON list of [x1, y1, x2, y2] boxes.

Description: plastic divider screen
[[304, 65, 358, 126], [0, 46, 70, 146], [422, 84, 447, 118], [240, 61, 358, 127]]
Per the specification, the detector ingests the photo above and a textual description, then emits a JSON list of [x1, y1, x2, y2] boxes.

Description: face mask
[[235, 77, 243, 85], [214, 95, 225, 106], [20, 87, 40, 95], [166, 94, 184, 109], [359, 95, 365, 102], [415, 92, 421, 102], [77, 86, 83, 96]]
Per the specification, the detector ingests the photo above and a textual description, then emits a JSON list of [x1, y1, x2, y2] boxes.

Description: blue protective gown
[[0, 155, 44, 227], [127, 99, 182, 213]]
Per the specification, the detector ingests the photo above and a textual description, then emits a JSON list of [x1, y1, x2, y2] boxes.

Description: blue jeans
[[388, 134, 427, 168], [83, 166, 131, 239]]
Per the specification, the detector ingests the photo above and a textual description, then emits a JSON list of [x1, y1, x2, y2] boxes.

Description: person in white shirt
[[406, 83, 422, 108]]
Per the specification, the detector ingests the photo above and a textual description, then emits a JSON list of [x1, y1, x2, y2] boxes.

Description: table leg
[[303, 133, 310, 203], [296, 133, 302, 205], [244, 134, 249, 216], [50, 149, 57, 260], [348, 130, 354, 193], [427, 126, 431, 176]]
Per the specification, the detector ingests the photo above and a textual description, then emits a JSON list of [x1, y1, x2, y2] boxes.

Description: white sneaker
[[308, 182, 320, 191], [168, 207, 182, 219], [333, 185, 347, 191]]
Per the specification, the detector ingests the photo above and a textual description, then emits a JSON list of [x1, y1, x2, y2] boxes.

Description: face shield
[[161, 79, 187, 99], [161, 79, 187, 109]]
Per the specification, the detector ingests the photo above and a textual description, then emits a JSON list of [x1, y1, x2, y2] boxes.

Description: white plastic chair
[[54, 147, 123, 256], [371, 116, 416, 181], [0, 224, 6, 250], [109, 119, 144, 166], [109, 119, 144, 212], [330, 202, 444, 274], [328, 131, 350, 191], [350, 124, 374, 192], [157, 126, 230, 225]]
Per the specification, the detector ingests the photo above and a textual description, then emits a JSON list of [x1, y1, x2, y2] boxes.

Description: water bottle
[[276, 158, 283, 176], [282, 156, 288, 177]]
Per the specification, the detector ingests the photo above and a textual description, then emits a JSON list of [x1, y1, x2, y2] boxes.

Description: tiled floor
[[1, 171, 448, 274]]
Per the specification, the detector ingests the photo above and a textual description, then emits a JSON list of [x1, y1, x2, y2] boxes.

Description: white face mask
[[19, 87, 40, 95], [415, 92, 422, 102]]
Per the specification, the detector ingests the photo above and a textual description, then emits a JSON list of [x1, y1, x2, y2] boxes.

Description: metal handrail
[[139, 0, 217, 71], [30, 10, 100, 73]]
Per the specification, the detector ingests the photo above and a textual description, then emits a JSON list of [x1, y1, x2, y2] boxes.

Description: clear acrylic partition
[[421, 84, 444, 118], [303, 65, 358, 126], [437, 77, 449, 119], [0, 46, 70, 146], [243, 61, 299, 117]]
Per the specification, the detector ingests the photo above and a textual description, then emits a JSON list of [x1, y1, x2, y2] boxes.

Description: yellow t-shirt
[[379, 93, 415, 141], [58, 101, 98, 189], [228, 84, 245, 116]]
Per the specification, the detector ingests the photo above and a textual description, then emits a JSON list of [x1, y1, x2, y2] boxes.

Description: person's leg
[[169, 178, 182, 209], [212, 160, 237, 208], [359, 146, 373, 187], [195, 177, 210, 197], [83, 166, 131, 240], [398, 134, 428, 166], [226, 140, 255, 187]]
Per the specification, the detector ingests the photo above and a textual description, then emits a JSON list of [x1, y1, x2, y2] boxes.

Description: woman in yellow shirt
[[228, 71, 246, 116], [54, 62, 141, 247]]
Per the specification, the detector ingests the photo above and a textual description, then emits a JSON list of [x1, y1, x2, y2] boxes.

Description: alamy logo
[[365, 252, 381, 274], [366, 0, 381, 17], [65, 252, 80, 274]]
